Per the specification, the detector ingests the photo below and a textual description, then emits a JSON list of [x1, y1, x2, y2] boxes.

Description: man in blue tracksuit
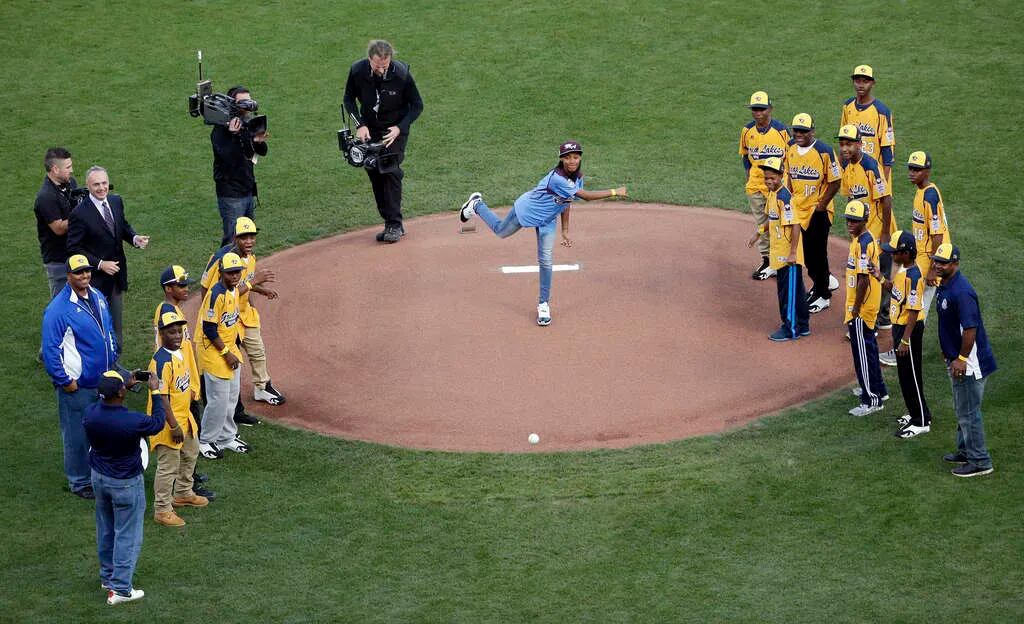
[[41, 254, 119, 498]]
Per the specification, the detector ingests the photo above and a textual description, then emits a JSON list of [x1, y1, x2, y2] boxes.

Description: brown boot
[[154, 510, 185, 527], [172, 493, 209, 508]]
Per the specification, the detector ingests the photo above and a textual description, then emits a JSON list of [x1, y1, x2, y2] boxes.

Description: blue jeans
[[474, 200, 557, 304], [951, 374, 992, 469], [217, 195, 256, 246], [57, 388, 98, 492], [92, 470, 146, 595]]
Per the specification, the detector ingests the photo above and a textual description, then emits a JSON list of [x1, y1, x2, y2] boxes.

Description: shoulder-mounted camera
[[186, 51, 268, 135], [337, 113, 399, 173]]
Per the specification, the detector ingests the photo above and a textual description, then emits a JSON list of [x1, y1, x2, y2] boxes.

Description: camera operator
[[35, 147, 78, 300], [343, 39, 423, 243], [211, 85, 268, 246]]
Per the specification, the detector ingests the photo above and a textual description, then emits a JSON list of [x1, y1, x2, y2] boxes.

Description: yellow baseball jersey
[[763, 186, 804, 270], [889, 263, 926, 326], [785, 139, 842, 228], [911, 182, 950, 277], [152, 301, 201, 400], [844, 231, 882, 327], [202, 245, 260, 328], [839, 98, 895, 169], [197, 282, 243, 379], [840, 153, 896, 240], [147, 347, 200, 450], [739, 119, 790, 194]]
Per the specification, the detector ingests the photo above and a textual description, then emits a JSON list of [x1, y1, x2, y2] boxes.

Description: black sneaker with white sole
[[751, 257, 776, 280], [952, 463, 994, 478], [265, 380, 286, 404], [943, 452, 968, 464]]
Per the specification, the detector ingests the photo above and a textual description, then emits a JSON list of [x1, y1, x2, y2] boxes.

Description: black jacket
[[67, 194, 137, 295], [343, 59, 423, 135], [211, 125, 268, 198], [34, 176, 78, 264]]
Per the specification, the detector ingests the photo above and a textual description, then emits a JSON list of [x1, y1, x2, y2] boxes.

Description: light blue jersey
[[513, 169, 584, 227]]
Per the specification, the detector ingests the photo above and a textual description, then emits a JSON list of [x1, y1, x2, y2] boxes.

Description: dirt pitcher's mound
[[236, 203, 855, 452]]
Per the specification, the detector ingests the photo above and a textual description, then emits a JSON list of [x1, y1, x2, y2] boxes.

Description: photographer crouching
[[343, 39, 423, 243], [211, 86, 268, 246]]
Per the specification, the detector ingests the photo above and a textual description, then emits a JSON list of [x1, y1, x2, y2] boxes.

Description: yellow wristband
[[220, 346, 230, 356], [900, 339, 910, 346], [957, 354, 968, 362], [610, 188, 617, 197]]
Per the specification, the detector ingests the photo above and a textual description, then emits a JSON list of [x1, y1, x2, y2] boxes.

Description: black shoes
[[943, 452, 968, 464], [193, 483, 217, 500], [952, 464, 994, 478], [72, 486, 95, 500], [234, 412, 262, 426], [376, 224, 405, 243]]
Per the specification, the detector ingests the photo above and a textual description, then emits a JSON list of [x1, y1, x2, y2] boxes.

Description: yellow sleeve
[[738, 127, 748, 156], [200, 254, 219, 290]]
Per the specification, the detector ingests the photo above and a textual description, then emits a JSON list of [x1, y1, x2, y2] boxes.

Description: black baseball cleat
[[234, 412, 262, 426], [376, 224, 406, 243]]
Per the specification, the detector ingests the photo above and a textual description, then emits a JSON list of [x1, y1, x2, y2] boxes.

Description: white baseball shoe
[[460, 192, 481, 222], [221, 436, 251, 454], [896, 423, 930, 438], [849, 404, 884, 417], [107, 588, 144, 605], [879, 349, 897, 367], [751, 258, 776, 280], [537, 302, 551, 326]]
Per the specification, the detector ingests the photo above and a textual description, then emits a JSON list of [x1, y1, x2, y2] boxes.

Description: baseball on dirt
[[528, 433, 540, 444]]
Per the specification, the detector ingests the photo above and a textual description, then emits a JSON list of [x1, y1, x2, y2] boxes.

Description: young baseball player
[[739, 91, 791, 280], [202, 217, 283, 410], [785, 113, 842, 313], [838, 123, 897, 365], [840, 65, 895, 183], [458, 140, 627, 326], [197, 252, 248, 459], [873, 231, 931, 438], [149, 311, 209, 527], [843, 200, 888, 416], [153, 265, 215, 500], [907, 151, 951, 315], [748, 157, 809, 341]]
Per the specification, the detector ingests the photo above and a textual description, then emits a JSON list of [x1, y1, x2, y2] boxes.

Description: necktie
[[100, 201, 115, 236]]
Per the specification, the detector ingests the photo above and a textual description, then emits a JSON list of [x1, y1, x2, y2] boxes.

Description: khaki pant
[[153, 434, 199, 514], [747, 192, 769, 256], [241, 326, 270, 390]]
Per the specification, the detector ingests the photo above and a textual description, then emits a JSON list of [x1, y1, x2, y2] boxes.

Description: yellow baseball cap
[[746, 91, 772, 109], [160, 265, 193, 286], [98, 370, 126, 399], [158, 311, 187, 329], [791, 113, 814, 131], [930, 243, 960, 263], [907, 151, 932, 169], [66, 254, 93, 273], [235, 216, 259, 236], [844, 200, 869, 221], [836, 124, 861, 141], [851, 64, 875, 80], [220, 252, 245, 272], [758, 156, 785, 174]]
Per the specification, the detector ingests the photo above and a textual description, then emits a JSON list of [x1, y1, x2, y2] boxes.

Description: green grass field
[[2, 1, 1022, 621]]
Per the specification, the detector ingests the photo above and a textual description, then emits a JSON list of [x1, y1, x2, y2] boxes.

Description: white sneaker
[[107, 588, 144, 605], [808, 297, 831, 314], [537, 302, 551, 326], [849, 387, 890, 401], [460, 192, 481, 222], [897, 414, 911, 427], [879, 349, 897, 367], [198, 442, 222, 460], [254, 386, 283, 405], [828, 274, 840, 291], [849, 404, 884, 417], [896, 423, 930, 438], [221, 436, 251, 454]]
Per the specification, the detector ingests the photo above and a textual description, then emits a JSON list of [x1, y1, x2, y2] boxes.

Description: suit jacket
[[67, 194, 137, 296]]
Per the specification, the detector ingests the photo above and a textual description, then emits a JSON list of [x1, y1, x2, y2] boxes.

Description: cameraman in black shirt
[[35, 147, 79, 299], [343, 40, 423, 243], [211, 86, 268, 246]]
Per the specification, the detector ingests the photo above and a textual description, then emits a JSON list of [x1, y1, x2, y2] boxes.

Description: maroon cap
[[558, 140, 582, 157]]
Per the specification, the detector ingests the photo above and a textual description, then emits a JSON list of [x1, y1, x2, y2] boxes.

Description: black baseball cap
[[97, 371, 125, 399], [880, 230, 916, 254], [558, 140, 582, 157]]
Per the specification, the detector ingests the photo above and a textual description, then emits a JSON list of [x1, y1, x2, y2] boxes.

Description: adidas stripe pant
[[893, 323, 931, 427], [848, 317, 887, 407]]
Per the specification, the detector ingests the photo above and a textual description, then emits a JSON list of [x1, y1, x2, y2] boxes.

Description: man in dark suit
[[67, 166, 150, 350]]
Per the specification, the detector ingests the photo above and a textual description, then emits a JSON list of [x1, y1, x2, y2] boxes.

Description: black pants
[[802, 211, 832, 299], [365, 133, 408, 229], [893, 323, 931, 426], [876, 251, 893, 326], [849, 317, 887, 407], [776, 264, 809, 337]]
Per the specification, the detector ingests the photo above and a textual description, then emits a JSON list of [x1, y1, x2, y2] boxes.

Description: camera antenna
[[197, 50, 204, 82]]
